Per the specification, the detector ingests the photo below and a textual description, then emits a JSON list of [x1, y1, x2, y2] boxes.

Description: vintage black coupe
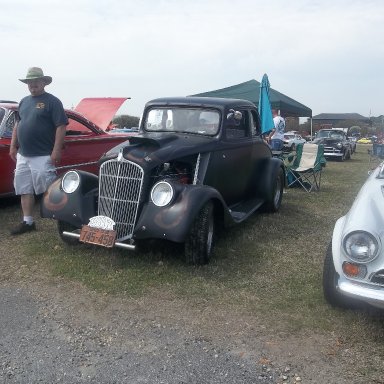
[[313, 129, 352, 161], [42, 97, 285, 264]]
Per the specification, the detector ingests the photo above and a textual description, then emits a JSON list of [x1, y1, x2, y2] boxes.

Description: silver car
[[323, 162, 384, 309]]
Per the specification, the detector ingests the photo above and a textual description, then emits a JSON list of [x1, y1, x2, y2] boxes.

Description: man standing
[[9, 67, 68, 235], [268, 109, 285, 151]]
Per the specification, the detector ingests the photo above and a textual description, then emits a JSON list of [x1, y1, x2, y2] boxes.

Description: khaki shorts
[[14, 154, 57, 195]]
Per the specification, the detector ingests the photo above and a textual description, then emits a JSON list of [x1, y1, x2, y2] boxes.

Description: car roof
[[145, 96, 256, 110]]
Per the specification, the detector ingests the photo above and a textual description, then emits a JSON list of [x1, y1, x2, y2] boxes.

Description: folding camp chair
[[286, 143, 325, 192]]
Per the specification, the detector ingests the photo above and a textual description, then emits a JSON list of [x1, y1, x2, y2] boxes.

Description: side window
[[226, 109, 248, 140], [250, 110, 261, 137]]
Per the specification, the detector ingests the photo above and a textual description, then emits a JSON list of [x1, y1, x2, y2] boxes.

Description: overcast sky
[[2, 0, 383, 118]]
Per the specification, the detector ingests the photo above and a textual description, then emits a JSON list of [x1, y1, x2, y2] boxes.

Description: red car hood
[[74, 97, 130, 130]]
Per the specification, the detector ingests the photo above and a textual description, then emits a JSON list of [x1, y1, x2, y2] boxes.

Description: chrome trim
[[62, 231, 136, 250]]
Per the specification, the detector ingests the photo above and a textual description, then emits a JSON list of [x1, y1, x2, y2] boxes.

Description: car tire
[[185, 201, 214, 265], [57, 220, 81, 246], [322, 242, 360, 309], [264, 167, 284, 212]]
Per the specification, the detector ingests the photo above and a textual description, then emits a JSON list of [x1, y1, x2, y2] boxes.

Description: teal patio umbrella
[[258, 74, 274, 134]]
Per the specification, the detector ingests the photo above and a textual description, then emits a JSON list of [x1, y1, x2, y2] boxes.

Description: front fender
[[133, 184, 225, 243], [41, 170, 99, 227]]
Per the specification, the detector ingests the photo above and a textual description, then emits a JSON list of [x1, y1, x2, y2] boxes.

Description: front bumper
[[324, 150, 343, 158], [63, 230, 136, 250], [338, 274, 384, 308]]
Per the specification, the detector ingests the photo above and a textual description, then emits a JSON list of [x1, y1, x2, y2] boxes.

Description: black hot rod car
[[42, 97, 285, 264]]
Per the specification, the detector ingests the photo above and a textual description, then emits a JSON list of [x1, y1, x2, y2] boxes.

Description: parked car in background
[[323, 162, 384, 309], [0, 98, 136, 197], [42, 97, 285, 265], [283, 131, 306, 151], [357, 137, 373, 144], [313, 129, 352, 161]]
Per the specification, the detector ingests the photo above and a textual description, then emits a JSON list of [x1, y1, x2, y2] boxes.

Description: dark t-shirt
[[17, 92, 68, 156]]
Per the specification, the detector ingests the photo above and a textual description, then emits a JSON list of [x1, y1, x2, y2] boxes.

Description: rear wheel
[[264, 167, 284, 212], [57, 221, 81, 246], [185, 201, 214, 265]]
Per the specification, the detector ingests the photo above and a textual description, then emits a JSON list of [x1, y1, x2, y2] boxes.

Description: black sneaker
[[10, 221, 36, 235]]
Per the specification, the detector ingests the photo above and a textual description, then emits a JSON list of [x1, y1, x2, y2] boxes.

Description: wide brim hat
[[19, 67, 52, 85]]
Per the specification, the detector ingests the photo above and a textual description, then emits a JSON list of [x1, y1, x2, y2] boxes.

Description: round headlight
[[337, 142, 343, 149], [61, 171, 80, 194], [151, 181, 174, 207], [343, 231, 379, 263]]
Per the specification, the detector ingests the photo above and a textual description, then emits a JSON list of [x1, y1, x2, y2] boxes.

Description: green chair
[[286, 143, 325, 192]]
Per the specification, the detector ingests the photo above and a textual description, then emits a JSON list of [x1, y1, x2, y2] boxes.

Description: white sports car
[[283, 132, 306, 151], [323, 163, 384, 309]]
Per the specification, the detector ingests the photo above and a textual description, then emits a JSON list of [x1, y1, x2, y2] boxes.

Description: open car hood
[[74, 97, 130, 130]]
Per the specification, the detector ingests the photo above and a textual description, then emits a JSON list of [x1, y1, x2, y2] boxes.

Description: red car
[[0, 97, 136, 197]]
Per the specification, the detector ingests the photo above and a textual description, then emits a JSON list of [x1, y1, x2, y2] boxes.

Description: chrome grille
[[324, 146, 342, 154], [98, 157, 144, 241]]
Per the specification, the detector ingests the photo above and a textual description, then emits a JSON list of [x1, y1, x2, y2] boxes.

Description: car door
[[204, 108, 253, 206]]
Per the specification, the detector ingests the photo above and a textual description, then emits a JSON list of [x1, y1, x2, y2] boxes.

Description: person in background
[[268, 109, 285, 151], [9, 67, 68, 235]]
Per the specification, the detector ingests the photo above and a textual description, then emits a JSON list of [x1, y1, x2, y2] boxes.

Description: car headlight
[[61, 171, 80, 194], [343, 231, 379, 263], [337, 142, 343, 149], [151, 181, 174, 207]]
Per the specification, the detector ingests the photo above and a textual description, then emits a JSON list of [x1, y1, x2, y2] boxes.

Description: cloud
[[1, 0, 383, 117]]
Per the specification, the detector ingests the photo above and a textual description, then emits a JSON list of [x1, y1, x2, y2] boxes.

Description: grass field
[[2, 143, 384, 381], [16, 145, 379, 313]]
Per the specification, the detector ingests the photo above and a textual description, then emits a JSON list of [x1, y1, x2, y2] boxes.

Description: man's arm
[[50, 125, 67, 163], [9, 122, 19, 162]]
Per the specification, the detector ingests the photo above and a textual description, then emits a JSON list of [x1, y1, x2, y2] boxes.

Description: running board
[[229, 198, 264, 223]]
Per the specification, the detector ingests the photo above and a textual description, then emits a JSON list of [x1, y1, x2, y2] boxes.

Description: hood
[[74, 97, 130, 130], [103, 132, 218, 169], [314, 137, 340, 145], [342, 169, 384, 235]]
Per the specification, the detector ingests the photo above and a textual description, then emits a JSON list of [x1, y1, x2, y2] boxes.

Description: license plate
[[79, 225, 117, 248]]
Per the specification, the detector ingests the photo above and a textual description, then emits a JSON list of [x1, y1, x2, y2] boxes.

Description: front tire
[[185, 201, 215, 265], [57, 221, 81, 246]]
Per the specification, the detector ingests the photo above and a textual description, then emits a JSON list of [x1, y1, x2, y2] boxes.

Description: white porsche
[[323, 163, 384, 309]]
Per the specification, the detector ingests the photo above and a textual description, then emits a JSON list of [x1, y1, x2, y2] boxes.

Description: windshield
[[144, 107, 220, 136], [317, 130, 332, 138], [0, 110, 18, 138]]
